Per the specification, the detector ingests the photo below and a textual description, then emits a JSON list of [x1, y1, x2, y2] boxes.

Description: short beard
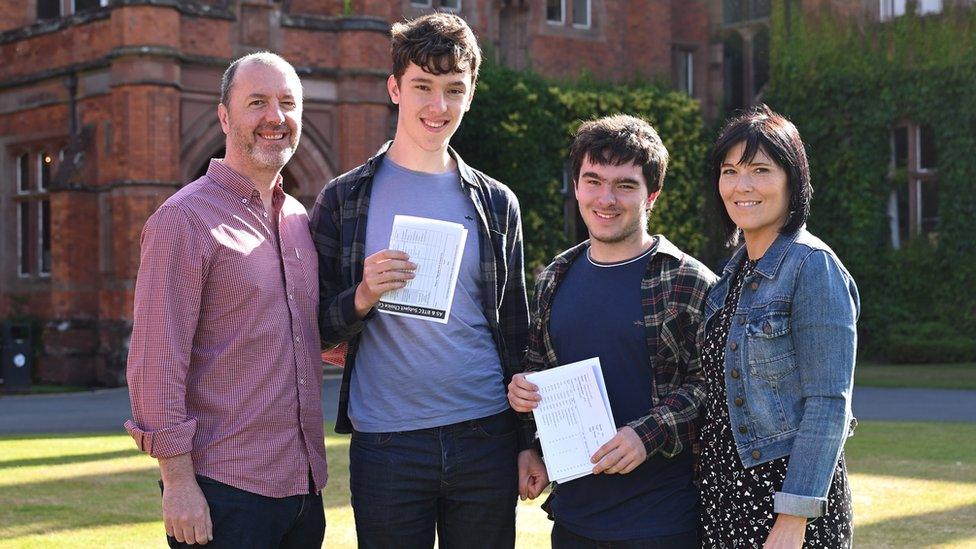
[[231, 119, 300, 171]]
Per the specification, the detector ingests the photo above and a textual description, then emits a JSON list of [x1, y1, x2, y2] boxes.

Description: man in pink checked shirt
[[124, 52, 327, 548]]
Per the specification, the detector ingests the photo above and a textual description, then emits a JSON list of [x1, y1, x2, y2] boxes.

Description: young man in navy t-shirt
[[508, 115, 717, 547]]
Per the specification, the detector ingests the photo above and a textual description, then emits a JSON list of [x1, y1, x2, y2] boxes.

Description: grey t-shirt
[[349, 157, 508, 432]]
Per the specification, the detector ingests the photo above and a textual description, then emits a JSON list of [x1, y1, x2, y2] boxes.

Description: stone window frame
[[571, 0, 591, 29], [546, 0, 566, 25], [546, 0, 593, 30], [887, 121, 939, 249], [9, 144, 61, 280], [673, 46, 695, 96]]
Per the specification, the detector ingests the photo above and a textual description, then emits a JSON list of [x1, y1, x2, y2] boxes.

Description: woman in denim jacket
[[697, 105, 860, 548]]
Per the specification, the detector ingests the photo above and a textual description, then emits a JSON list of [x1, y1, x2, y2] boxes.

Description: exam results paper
[[525, 357, 617, 484], [377, 215, 467, 324]]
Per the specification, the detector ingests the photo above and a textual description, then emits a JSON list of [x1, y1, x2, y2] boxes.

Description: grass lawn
[[855, 362, 976, 390], [1, 422, 974, 548]]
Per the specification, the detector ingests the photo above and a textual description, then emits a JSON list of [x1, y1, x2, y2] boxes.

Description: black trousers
[[161, 475, 325, 548]]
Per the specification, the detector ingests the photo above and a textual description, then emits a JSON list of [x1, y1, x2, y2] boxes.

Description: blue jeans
[[551, 523, 699, 549], [162, 475, 325, 548], [349, 409, 519, 549]]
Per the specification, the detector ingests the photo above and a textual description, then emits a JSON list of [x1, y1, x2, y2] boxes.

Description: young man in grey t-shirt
[[308, 13, 537, 549]]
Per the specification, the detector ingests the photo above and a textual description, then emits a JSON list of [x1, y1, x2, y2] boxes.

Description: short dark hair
[[709, 104, 812, 244], [219, 52, 300, 107], [568, 114, 669, 194], [390, 13, 482, 86]]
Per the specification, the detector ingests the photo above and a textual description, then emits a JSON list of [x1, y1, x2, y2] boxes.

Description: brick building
[[0, 0, 717, 386]]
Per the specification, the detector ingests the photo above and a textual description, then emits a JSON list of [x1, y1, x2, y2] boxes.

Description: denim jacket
[[700, 228, 860, 518]]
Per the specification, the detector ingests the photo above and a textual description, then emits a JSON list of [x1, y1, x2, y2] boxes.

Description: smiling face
[[575, 155, 660, 260], [218, 60, 302, 177], [388, 62, 474, 162], [719, 141, 790, 255]]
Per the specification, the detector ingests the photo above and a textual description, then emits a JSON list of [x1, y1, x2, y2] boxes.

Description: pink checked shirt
[[124, 160, 328, 498]]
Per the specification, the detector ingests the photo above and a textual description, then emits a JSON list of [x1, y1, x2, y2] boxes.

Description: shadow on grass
[[0, 468, 354, 540], [0, 449, 142, 470], [856, 501, 976, 547]]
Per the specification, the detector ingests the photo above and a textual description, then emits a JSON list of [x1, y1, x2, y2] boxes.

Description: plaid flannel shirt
[[523, 237, 717, 458], [308, 142, 532, 447]]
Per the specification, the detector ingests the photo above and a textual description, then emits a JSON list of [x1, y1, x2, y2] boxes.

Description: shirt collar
[[722, 227, 804, 280], [555, 234, 682, 267], [206, 159, 284, 201]]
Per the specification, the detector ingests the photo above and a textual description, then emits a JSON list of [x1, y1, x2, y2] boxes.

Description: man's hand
[[354, 249, 416, 318], [159, 455, 212, 545], [590, 426, 647, 475], [517, 449, 549, 500], [763, 513, 806, 549], [508, 373, 541, 412]]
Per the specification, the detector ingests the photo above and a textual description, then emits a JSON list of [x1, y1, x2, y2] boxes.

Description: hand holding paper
[[524, 357, 617, 484], [590, 426, 647, 475], [377, 215, 467, 323], [507, 373, 541, 412], [355, 249, 417, 318]]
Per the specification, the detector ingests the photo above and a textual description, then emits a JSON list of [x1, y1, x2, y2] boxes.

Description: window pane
[[887, 189, 902, 248], [40, 200, 51, 275], [573, 0, 589, 26], [918, 125, 937, 170], [19, 202, 30, 276], [674, 50, 693, 95], [37, 0, 60, 19], [750, 0, 771, 19], [39, 151, 52, 190], [18, 153, 29, 193], [920, 181, 939, 236], [74, 0, 104, 12], [547, 0, 563, 22], [724, 0, 745, 24], [410, 0, 431, 6], [441, 0, 460, 10], [918, 0, 941, 14], [896, 182, 910, 244], [893, 127, 908, 169]]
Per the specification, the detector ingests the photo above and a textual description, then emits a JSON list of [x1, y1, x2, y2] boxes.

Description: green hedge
[[454, 61, 709, 274], [765, 3, 976, 360]]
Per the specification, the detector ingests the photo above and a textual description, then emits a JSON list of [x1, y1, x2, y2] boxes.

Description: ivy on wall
[[454, 61, 709, 274], [766, 3, 976, 360]]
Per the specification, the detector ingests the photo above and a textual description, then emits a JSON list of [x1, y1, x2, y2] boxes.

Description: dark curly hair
[[568, 114, 669, 194], [390, 13, 481, 86]]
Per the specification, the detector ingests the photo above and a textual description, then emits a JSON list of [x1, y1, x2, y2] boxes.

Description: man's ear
[[387, 74, 400, 105], [464, 86, 475, 112], [646, 190, 661, 210], [217, 103, 230, 135]]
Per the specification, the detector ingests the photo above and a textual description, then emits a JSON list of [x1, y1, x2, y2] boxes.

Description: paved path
[[0, 381, 973, 435]]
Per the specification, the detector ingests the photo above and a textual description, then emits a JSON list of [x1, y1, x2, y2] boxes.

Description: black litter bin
[[1, 322, 32, 394]]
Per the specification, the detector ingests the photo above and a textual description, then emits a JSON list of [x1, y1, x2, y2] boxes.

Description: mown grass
[[855, 362, 976, 390], [1, 422, 974, 548]]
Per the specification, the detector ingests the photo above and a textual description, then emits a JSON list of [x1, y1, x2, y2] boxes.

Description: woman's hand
[[763, 513, 806, 549]]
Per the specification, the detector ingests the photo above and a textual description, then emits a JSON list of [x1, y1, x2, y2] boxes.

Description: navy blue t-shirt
[[547, 243, 698, 541]]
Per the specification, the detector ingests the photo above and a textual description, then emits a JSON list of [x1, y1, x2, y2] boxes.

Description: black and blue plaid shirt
[[524, 237, 717, 458], [308, 142, 531, 444]]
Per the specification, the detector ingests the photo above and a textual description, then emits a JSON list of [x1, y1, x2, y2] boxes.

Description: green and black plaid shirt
[[309, 142, 532, 446], [524, 237, 717, 458]]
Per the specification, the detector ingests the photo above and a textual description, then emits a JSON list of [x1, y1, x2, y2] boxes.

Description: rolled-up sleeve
[[124, 205, 206, 459]]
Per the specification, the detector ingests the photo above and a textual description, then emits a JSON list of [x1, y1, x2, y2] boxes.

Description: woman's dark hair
[[709, 104, 812, 245]]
